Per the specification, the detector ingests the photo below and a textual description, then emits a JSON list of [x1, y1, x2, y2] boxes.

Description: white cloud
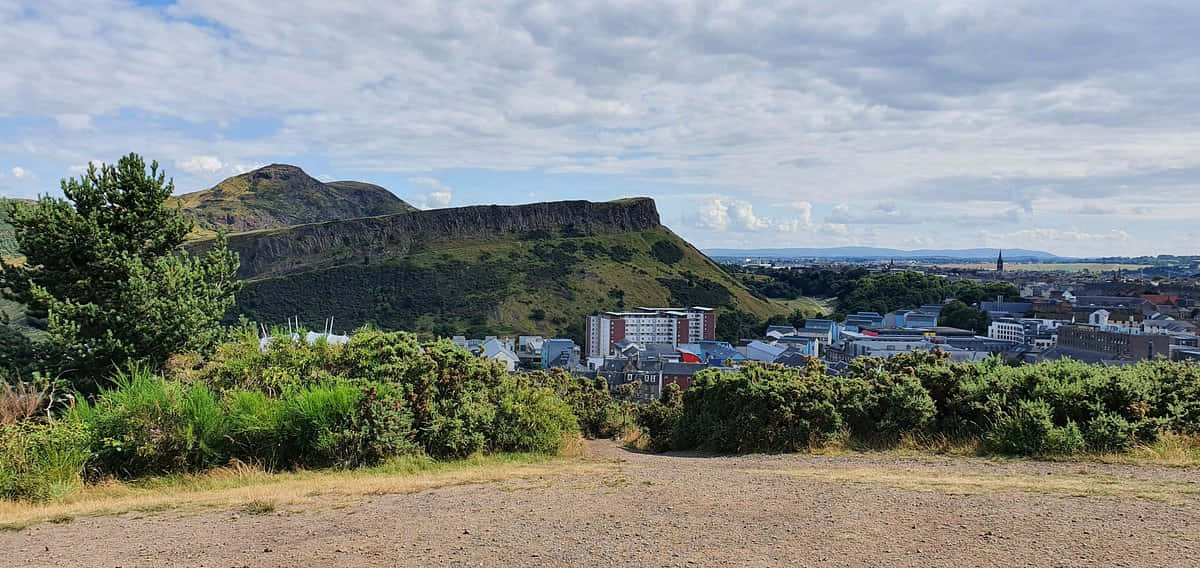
[[1, 1, 1199, 253], [54, 114, 92, 131], [10, 166, 33, 180], [408, 177, 453, 209], [176, 156, 226, 174], [695, 197, 811, 233]]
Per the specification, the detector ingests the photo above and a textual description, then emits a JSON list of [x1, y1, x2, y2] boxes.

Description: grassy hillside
[[171, 164, 417, 235], [0, 198, 34, 260], [235, 225, 791, 339]]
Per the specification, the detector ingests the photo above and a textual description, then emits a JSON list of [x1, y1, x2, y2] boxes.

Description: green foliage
[[636, 383, 683, 452], [187, 330, 583, 459], [938, 300, 990, 334], [608, 245, 635, 262], [837, 358, 937, 440], [985, 399, 1084, 455], [1, 155, 240, 392], [650, 240, 684, 265], [526, 369, 627, 439], [0, 420, 90, 502], [274, 383, 365, 468], [490, 376, 578, 454], [658, 274, 734, 308], [673, 364, 843, 453], [72, 366, 230, 478], [716, 310, 761, 343], [638, 351, 1200, 457], [732, 265, 1018, 313], [0, 324, 34, 375]]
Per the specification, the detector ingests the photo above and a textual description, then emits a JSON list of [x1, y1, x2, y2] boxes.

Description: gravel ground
[[5, 441, 1200, 567]]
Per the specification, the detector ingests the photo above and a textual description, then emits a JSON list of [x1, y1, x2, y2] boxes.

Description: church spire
[[996, 249, 1004, 272]]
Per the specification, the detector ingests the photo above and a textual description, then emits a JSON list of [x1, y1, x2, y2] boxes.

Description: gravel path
[[5, 441, 1200, 567]]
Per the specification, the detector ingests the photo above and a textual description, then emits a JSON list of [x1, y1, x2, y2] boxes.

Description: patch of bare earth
[[4, 440, 1199, 567]]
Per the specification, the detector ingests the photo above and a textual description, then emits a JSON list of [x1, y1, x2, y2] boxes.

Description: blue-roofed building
[[745, 340, 787, 362], [764, 325, 798, 338], [980, 301, 1033, 316], [695, 340, 748, 365], [775, 336, 819, 356], [804, 318, 841, 343], [902, 312, 939, 329], [541, 339, 578, 369], [844, 312, 884, 331]]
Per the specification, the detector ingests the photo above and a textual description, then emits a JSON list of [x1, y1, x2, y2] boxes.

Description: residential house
[[479, 338, 520, 372]]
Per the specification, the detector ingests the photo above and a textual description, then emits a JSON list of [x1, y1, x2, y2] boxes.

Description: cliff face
[[202, 197, 661, 279]]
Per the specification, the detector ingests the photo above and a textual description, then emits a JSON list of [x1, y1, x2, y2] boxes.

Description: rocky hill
[[171, 164, 416, 233], [194, 197, 789, 337]]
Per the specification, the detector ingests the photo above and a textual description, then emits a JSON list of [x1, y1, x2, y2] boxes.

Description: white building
[[988, 320, 1024, 343], [584, 307, 715, 357]]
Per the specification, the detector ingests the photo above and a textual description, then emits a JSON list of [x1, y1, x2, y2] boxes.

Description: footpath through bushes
[[637, 351, 1200, 456], [0, 330, 607, 502]]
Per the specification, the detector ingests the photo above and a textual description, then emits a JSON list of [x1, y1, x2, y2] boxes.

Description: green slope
[[234, 225, 788, 339], [0, 198, 34, 260], [172, 164, 417, 235]]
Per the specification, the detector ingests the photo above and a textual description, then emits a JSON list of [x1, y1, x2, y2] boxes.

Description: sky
[[2, 1, 1199, 257]]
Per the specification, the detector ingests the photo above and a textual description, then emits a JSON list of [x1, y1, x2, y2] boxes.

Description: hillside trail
[[4, 439, 1199, 567]]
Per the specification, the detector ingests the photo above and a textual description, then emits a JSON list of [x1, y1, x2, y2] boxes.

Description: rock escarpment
[[199, 197, 661, 279]]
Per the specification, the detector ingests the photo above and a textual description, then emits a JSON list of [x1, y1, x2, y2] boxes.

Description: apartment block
[[584, 307, 716, 357]]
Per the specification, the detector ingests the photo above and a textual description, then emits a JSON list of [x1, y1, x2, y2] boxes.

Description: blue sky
[[2, 1, 1199, 257]]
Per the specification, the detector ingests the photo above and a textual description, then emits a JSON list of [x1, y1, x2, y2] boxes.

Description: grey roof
[[481, 338, 518, 360], [660, 362, 706, 376]]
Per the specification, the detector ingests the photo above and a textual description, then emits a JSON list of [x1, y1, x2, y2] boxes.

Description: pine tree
[[0, 154, 240, 391]]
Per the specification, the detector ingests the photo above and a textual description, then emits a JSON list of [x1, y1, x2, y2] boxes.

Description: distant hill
[[0, 198, 35, 260], [171, 164, 417, 234], [705, 246, 1061, 261], [191, 198, 790, 338]]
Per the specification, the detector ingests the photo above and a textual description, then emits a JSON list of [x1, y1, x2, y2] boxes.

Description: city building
[[1056, 325, 1171, 361], [584, 307, 715, 357], [541, 338, 579, 369]]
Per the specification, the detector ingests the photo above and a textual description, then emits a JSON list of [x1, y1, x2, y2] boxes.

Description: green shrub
[[490, 377, 578, 454], [74, 367, 229, 478], [984, 399, 1084, 456], [1043, 421, 1086, 455], [636, 383, 684, 452], [1083, 413, 1137, 452], [838, 358, 936, 441], [674, 364, 842, 453], [275, 383, 362, 468], [224, 390, 282, 466], [650, 240, 684, 265], [0, 420, 89, 502], [527, 369, 626, 439]]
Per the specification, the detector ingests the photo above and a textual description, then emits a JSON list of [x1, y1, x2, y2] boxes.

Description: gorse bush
[[525, 369, 627, 439], [639, 351, 1200, 457], [837, 357, 937, 441], [40, 330, 584, 487], [673, 363, 843, 453]]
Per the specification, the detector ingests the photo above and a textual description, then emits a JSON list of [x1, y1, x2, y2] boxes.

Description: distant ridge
[[705, 246, 1062, 261]]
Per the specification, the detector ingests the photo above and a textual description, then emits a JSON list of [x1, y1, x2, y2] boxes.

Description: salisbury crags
[[199, 197, 662, 280]]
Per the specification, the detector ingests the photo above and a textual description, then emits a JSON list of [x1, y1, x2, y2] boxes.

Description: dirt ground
[[4, 440, 1200, 567]]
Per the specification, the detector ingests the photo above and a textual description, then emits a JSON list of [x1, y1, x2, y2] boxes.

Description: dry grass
[[0, 453, 615, 531], [0, 381, 47, 425], [758, 466, 1200, 504], [814, 432, 1200, 468]]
